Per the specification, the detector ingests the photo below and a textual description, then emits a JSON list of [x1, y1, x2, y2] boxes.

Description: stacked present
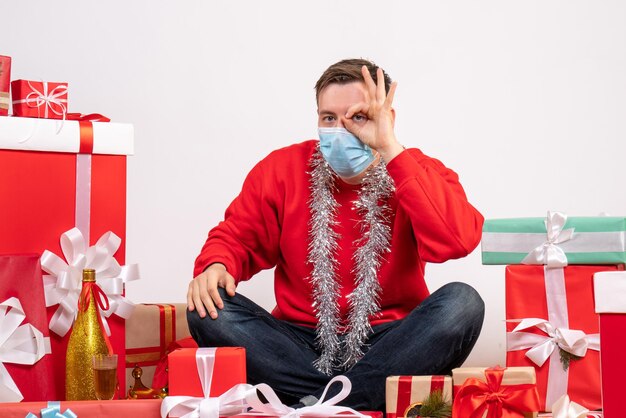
[[0, 53, 138, 403], [481, 211, 626, 414]]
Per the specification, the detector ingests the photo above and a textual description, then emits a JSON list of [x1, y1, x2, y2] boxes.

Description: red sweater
[[194, 140, 483, 328]]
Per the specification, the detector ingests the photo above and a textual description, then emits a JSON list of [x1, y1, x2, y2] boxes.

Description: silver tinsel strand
[[307, 148, 395, 374], [307, 151, 342, 375]]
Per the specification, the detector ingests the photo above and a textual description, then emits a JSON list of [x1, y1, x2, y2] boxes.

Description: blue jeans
[[187, 281, 484, 411]]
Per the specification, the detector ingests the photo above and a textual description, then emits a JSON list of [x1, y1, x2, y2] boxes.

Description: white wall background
[[3, 1, 626, 367]]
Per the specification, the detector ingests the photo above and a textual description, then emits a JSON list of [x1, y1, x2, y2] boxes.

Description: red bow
[[78, 281, 114, 354], [453, 367, 541, 418]]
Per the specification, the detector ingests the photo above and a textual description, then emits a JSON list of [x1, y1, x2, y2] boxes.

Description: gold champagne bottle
[[66, 269, 112, 400]]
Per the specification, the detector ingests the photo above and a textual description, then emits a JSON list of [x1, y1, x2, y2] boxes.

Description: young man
[[187, 58, 485, 410]]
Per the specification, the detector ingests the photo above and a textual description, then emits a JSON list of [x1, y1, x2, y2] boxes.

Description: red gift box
[[0, 399, 162, 418], [0, 115, 133, 400], [0, 254, 56, 402], [385, 375, 452, 418], [168, 347, 246, 397], [125, 303, 195, 390], [505, 265, 621, 411], [0, 55, 10, 116], [594, 271, 626, 418], [11, 79, 68, 119], [452, 366, 540, 418]]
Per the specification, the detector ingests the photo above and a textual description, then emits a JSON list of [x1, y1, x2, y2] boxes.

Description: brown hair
[[314, 58, 392, 103]]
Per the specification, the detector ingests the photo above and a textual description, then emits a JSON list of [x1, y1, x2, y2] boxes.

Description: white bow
[[247, 376, 371, 418], [550, 394, 600, 418], [40, 227, 140, 337], [0, 297, 51, 402], [522, 211, 575, 268], [507, 318, 599, 367]]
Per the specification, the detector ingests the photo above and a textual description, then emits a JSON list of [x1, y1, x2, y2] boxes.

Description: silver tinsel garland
[[307, 148, 395, 374]]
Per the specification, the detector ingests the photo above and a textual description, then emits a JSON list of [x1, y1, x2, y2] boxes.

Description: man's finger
[[187, 281, 195, 311], [192, 280, 207, 318], [376, 68, 386, 102], [345, 102, 368, 119], [209, 286, 225, 311], [384, 81, 398, 108], [361, 66, 377, 101], [225, 276, 237, 297]]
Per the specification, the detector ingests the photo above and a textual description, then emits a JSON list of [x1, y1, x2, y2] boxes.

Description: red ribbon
[[78, 281, 114, 354], [452, 367, 541, 418], [67, 112, 111, 122]]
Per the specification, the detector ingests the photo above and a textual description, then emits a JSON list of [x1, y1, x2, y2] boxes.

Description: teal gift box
[[481, 212, 626, 266]]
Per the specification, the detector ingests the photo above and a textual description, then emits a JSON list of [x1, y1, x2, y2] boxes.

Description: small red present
[[386, 375, 452, 418], [1, 399, 161, 418], [505, 265, 621, 411], [0, 254, 55, 402], [0, 55, 10, 116], [594, 271, 626, 418], [168, 347, 246, 397], [452, 366, 540, 418], [11, 79, 68, 119]]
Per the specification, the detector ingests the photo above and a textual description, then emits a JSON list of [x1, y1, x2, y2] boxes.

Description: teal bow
[[25, 401, 77, 418]]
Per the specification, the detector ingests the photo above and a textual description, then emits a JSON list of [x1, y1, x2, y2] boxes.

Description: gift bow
[[522, 211, 574, 268], [452, 367, 541, 418], [247, 375, 372, 418], [40, 227, 140, 337], [25, 401, 78, 418], [160, 348, 370, 418], [549, 394, 601, 418], [15, 80, 69, 119], [161, 347, 252, 418], [507, 318, 600, 367], [0, 297, 51, 402]]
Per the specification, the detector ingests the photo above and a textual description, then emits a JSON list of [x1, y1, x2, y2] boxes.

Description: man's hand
[[187, 263, 237, 319], [343, 66, 404, 163]]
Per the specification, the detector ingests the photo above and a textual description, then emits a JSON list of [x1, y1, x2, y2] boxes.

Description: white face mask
[[318, 127, 375, 178]]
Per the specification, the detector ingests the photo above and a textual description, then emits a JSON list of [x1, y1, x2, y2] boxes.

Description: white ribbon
[[248, 375, 371, 418], [507, 318, 600, 367], [0, 297, 52, 402], [522, 211, 575, 267], [549, 394, 600, 418], [12, 80, 68, 119], [161, 348, 370, 418], [40, 227, 140, 337], [161, 347, 252, 418]]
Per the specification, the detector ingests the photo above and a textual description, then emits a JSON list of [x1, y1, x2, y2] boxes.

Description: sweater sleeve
[[385, 148, 484, 263], [193, 157, 281, 281]]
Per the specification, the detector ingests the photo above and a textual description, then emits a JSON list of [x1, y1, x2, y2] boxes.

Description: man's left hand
[[343, 66, 404, 162]]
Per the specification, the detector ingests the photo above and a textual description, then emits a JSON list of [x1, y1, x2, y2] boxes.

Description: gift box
[[505, 265, 621, 411], [452, 366, 540, 418], [481, 212, 626, 265], [594, 271, 626, 418], [11, 79, 68, 119], [125, 303, 194, 389], [0, 115, 134, 400], [0, 399, 161, 418], [0, 55, 10, 116], [386, 375, 452, 418], [0, 255, 54, 402], [168, 347, 246, 397]]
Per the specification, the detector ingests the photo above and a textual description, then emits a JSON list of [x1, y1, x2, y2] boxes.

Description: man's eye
[[352, 114, 367, 122], [323, 116, 335, 122]]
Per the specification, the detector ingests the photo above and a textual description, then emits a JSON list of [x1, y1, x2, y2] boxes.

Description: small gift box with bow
[[481, 212, 626, 266], [386, 375, 452, 418], [168, 347, 247, 398], [11, 79, 69, 119], [0, 55, 10, 116], [452, 366, 540, 418], [594, 271, 626, 418], [505, 265, 620, 411]]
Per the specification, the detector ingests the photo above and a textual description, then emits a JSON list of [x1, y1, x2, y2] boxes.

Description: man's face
[[317, 81, 369, 129]]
